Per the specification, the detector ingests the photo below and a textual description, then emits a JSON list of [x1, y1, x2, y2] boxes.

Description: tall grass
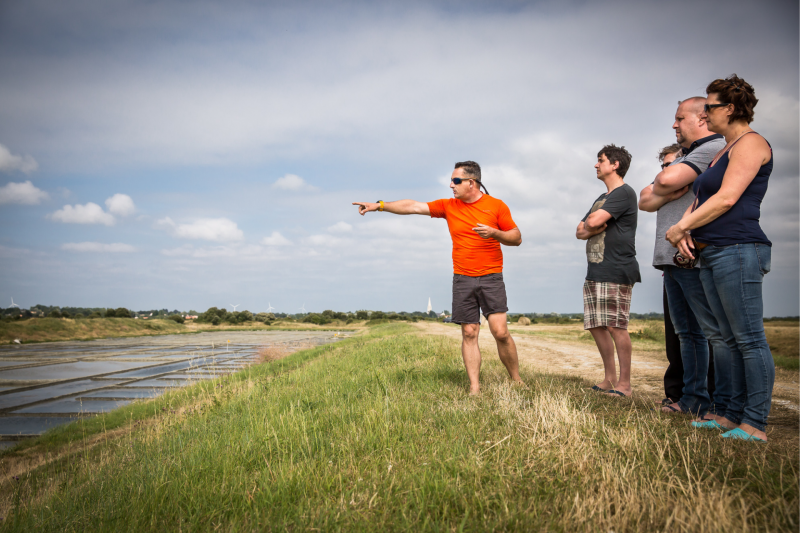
[[1, 323, 796, 532]]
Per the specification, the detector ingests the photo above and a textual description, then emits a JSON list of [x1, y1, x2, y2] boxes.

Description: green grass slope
[[1, 324, 797, 532]]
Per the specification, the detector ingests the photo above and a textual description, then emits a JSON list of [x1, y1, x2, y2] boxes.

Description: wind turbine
[[9, 298, 19, 309], [298, 303, 307, 314], [230, 304, 240, 312], [266, 302, 276, 312]]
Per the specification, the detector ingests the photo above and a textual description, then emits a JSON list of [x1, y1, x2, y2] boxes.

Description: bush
[[239, 310, 253, 323], [387, 313, 400, 320], [48, 310, 62, 318], [517, 317, 531, 326], [322, 310, 335, 319], [168, 314, 185, 324], [105, 309, 116, 318], [356, 311, 369, 320], [303, 313, 331, 326], [115, 308, 132, 318], [89, 311, 102, 319], [371, 311, 385, 320], [211, 316, 221, 326], [255, 312, 275, 323]]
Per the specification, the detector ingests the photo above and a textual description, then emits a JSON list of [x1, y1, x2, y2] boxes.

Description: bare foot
[[693, 414, 736, 429], [660, 403, 688, 414], [737, 422, 768, 442], [604, 387, 632, 398], [594, 380, 615, 391], [469, 388, 481, 396], [510, 379, 529, 389]]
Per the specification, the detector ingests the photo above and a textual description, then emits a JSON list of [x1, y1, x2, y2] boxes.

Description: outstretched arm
[[352, 200, 430, 216]]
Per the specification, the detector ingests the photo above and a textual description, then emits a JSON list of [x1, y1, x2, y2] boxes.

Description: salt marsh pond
[[0, 331, 344, 447]]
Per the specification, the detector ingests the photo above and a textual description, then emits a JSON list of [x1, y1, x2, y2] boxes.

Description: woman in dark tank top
[[665, 75, 774, 443]]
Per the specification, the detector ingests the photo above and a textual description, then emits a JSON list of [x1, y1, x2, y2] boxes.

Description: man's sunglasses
[[704, 103, 729, 113], [660, 162, 672, 169], [451, 177, 490, 195]]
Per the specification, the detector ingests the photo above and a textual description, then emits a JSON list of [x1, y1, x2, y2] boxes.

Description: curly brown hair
[[706, 74, 758, 124]]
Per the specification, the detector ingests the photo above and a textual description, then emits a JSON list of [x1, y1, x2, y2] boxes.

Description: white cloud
[[261, 231, 292, 246], [49, 202, 115, 225], [161, 243, 265, 258], [61, 242, 136, 253], [156, 216, 244, 242], [327, 221, 352, 233], [272, 174, 318, 192], [0, 143, 38, 174], [0, 180, 49, 205], [105, 193, 135, 216]]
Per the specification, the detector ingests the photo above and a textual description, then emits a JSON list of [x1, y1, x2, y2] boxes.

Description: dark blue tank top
[[692, 134, 772, 246]]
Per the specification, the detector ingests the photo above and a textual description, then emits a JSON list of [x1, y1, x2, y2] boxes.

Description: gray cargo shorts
[[451, 272, 509, 324]]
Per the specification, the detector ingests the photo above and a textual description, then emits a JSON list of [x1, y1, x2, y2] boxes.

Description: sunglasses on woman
[[704, 103, 729, 113]]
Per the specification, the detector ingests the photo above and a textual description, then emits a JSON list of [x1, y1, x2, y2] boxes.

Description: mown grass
[[0, 323, 797, 532]]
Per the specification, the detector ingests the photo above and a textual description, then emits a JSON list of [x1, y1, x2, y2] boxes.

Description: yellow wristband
[[378, 200, 384, 212]]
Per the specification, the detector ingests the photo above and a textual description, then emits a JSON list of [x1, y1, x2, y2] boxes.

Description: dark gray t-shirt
[[582, 183, 641, 285], [652, 135, 725, 268]]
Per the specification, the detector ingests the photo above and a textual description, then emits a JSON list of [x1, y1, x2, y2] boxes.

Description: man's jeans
[[663, 266, 729, 416], [698, 243, 774, 432]]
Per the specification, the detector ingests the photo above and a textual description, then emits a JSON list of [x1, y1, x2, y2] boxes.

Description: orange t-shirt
[[427, 195, 517, 277]]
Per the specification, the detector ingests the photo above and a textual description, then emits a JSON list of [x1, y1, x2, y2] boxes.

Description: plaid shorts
[[583, 280, 633, 330]]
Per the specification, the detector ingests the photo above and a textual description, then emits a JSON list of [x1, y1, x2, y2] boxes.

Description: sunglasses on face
[[451, 177, 490, 195], [661, 162, 672, 169], [704, 103, 729, 113]]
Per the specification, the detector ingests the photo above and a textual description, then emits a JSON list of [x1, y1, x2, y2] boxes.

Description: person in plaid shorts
[[576, 144, 641, 397]]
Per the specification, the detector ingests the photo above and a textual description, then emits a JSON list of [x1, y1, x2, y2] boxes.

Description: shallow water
[[0, 330, 344, 443]]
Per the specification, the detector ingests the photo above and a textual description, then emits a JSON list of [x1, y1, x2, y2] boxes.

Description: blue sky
[[0, 0, 798, 315]]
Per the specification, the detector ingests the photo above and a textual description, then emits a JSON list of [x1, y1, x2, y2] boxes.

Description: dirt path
[[414, 321, 799, 441]]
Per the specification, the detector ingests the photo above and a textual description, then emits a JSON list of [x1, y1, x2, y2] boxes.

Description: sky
[[0, 0, 797, 316]]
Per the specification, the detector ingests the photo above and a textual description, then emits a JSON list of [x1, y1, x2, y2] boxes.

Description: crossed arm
[[352, 200, 522, 246], [575, 209, 611, 240], [638, 163, 697, 212]]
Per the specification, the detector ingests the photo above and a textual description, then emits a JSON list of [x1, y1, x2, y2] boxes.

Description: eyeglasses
[[704, 103, 729, 113], [660, 162, 672, 169], [451, 177, 491, 195]]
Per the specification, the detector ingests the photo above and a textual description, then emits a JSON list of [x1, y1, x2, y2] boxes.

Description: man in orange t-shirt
[[353, 161, 525, 395]]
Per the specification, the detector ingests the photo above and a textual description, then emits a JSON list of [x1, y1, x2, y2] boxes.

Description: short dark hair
[[597, 144, 632, 178], [658, 143, 682, 163], [706, 74, 758, 124], [454, 161, 481, 181]]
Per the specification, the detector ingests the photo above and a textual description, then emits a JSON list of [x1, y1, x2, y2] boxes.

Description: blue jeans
[[698, 243, 774, 432], [663, 266, 730, 416]]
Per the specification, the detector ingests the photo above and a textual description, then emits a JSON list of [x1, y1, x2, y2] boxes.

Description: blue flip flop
[[605, 389, 628, 397], [591, 385, 609, 392], [720, 427, 765, 442], [691, 419, 726, 430]]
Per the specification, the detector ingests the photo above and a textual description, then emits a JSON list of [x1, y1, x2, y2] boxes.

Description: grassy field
[[0, 318, 359, 344], [0, 323, 796, 532]]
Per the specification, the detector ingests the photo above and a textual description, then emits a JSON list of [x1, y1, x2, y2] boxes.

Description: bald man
[[639, 97, 726, 420]]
